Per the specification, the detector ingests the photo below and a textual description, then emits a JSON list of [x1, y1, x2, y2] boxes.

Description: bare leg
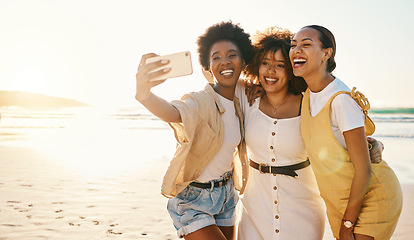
[[184, 225, 227, 240], [354, 233, 374, 240], [219, 226, 235, 240]]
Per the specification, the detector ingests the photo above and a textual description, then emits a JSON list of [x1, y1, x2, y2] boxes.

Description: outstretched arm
[[135, 53, 181, 123]]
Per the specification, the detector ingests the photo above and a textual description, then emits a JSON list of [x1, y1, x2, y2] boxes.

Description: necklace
[[264, 94, 288, 115]]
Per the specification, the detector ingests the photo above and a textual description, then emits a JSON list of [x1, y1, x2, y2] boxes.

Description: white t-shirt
[[309, 78, 365, 149], [196, 93, 241, 182]]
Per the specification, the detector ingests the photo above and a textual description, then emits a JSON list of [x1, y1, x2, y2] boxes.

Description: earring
[[202, 68, 214, 83]]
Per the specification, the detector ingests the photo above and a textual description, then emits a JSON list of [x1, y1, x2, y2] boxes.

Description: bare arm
[[135, 53, 182, 123], [340, 127, 372, 240], [244, 81, 264, 106]]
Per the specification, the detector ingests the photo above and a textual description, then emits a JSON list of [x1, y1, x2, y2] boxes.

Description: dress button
[[270, 146, 273, 150], [273, 186, 277, 190], [271, 158, 275, 162], [272, 132, 275, 136], [274, 200, 278, 204], [275, 229, 279, 233], [275, 215, 279, 219], [273, 120, 277, 124], [273, 174, 276, 176]]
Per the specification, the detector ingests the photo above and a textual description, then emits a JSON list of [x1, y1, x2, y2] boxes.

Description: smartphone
[[145, 51, 193, 81]]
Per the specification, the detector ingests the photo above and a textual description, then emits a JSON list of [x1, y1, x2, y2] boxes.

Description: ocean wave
[[124, 126, 170, 130], [371, 116, 414, 123], [106, 113, 160, 121], [1, 126, 66, 129], [0, 110, 159, 122], [370, 108, 414, 114], [373, 134, 414, 139], [5, 115, 75, 119]]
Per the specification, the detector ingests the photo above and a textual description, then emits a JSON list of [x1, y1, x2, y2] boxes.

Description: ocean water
[[0, 107, 178, 180], [0, 107, 413, 183], [370, 108, 414, 138], [2, 107, 413, 136]]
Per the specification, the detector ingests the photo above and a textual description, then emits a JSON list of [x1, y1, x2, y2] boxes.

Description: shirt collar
[[204, 83, 240, 114], [204, 84, 225, 114], [204, 84, 239, 115]]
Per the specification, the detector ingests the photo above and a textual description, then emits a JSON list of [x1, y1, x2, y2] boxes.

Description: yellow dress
[[300, 89, 402, 240]]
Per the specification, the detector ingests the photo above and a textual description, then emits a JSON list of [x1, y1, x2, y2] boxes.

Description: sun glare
[[22, 108, 176, 181], [26, 112, 123, 180], [12, 65, 51, 94], [0, 31, 71, 96]]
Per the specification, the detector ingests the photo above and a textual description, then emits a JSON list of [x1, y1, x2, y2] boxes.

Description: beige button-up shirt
[[161, 84, 248, 198]]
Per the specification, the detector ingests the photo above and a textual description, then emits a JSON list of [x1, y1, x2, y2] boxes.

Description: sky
[[0, 0, 413, 110]]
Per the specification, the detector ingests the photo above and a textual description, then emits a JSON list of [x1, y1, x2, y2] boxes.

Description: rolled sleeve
[[169, 95, 199, 144]]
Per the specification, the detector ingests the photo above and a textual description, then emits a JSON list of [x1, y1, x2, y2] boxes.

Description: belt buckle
[[259, 163, 267, 174]]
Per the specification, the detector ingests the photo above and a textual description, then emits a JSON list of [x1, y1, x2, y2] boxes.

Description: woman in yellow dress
[[290, 25, 402, 240]]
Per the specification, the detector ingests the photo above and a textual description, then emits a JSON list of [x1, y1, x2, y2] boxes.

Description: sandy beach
[[0, 146, 177, 239], [0, 123, 413, 239]]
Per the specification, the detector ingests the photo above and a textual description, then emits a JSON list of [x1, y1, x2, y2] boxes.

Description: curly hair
[[197, 21, 253, 71], [244, 26, 307, 95]]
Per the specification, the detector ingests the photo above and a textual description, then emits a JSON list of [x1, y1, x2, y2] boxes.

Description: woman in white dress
[[237, 27, 326, 240]]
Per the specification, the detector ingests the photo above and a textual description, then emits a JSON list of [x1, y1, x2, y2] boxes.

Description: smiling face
[[289, 27, 331, 79], [209, 40, 244, 89], [259, 50, 289, 94]]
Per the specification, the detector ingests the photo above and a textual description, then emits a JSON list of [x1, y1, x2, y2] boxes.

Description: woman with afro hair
[[135, 21, 253, 240]]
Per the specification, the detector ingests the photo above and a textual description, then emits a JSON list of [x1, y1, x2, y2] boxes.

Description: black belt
[[250, 159, 310, 178], [189, 174, 231, 189]]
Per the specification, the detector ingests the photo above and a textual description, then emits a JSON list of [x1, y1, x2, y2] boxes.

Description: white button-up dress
[[237, 96, 326, 240]]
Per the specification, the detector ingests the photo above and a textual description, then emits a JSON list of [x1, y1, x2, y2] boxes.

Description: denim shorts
[[167, 172, 239, 238]]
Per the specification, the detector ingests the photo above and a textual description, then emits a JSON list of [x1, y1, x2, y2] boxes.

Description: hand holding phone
[[145, 51, 193, 81]]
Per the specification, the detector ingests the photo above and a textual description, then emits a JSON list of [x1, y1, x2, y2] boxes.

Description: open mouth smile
[[264, 77, 278, 83], [220, 69, 234, 76], [293, 58, 307, 68]]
